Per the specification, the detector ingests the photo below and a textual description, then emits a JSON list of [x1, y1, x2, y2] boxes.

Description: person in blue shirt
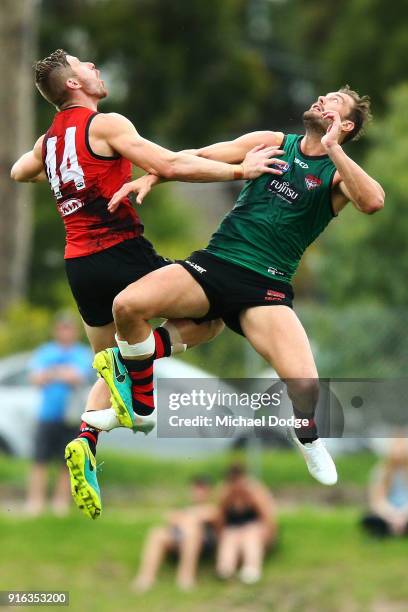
[[25, 313, 93, 516], [361, 438, 408, 537]]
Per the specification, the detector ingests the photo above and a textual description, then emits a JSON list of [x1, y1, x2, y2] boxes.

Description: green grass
[[1, 450, 406, 610], [1, 508, 408, 612], [0, 449, 377, 490]]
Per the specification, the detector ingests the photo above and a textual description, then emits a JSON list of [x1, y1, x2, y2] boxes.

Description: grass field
[[1, 451, 408, 612]]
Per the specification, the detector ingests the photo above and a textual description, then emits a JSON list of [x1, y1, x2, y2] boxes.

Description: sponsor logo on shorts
[[185, 260, 207, 274], [265, 289, 286, 302], [58, 198, 85, 217], [267, 267, 285, 277], [305, 174, 322, 190]]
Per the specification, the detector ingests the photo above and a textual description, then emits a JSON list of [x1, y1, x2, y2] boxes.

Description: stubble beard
[[302, 110, 329, 137]]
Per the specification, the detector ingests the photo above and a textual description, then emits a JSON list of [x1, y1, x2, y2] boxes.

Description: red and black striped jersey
[[42, 106, 143, 258]]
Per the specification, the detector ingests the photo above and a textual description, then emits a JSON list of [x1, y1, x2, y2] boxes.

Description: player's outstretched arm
[[10, 135, 46, 183], [106, 127, 286, 211], [190, 130, 285, 163], [95, 113, 284, 182]]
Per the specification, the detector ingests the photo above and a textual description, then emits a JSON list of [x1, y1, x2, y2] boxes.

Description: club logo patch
[[305, 175, 322, 190], [280, 162, 290, 173]]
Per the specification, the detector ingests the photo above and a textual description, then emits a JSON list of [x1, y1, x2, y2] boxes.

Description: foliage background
[[3, 0, 408, 375]]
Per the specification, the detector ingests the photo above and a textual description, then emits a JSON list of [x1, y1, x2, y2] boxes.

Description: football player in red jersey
[[11, 49, 285, 519]]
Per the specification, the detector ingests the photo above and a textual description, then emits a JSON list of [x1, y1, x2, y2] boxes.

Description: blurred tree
[[276, 0, 408, 113], [29, 0, 286, 307], [317, 83, 408, 306], [0, 0, 38, 312]]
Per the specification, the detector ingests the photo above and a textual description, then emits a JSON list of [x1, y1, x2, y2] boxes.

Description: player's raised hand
[[321, 110, 343, 150], [241, 144, 287, 179], [107, 175, 156, 212]]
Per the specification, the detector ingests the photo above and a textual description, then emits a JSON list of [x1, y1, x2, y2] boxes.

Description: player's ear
[[341, 119, 354, 135], [66, 77, 81, 91]]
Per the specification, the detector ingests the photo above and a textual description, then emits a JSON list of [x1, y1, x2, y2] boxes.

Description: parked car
[[0, 352, 239, 458]]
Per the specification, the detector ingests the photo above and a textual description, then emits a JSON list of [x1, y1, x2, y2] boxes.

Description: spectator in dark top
[[361, 438, 408, 537], [25, 313, 92, 516], [216, 464, 277, 584]]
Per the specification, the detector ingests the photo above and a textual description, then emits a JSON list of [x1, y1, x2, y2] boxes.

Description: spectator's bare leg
[[216, 528, 241, 579], [51, 465, 71, 516], [176, 521, 204, 590], [131, 527, 173, 592], [239, 523, 266, 583], [26, 463, 47, 516]]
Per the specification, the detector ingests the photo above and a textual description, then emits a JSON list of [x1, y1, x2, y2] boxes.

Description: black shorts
[[169, 523, 217, 560], [65, 236, 171, 327], [178, 250, 294, 336], [33, 421, 77, 464]]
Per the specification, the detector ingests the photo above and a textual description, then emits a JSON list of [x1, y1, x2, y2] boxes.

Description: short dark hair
[[225, 463, 246, 482], [191, 474, 212, 487], [34, 49, 74, 108], [339, 84, 372, 143]]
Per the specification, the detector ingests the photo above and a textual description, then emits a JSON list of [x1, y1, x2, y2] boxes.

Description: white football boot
[[82, 408, 155, 436], [289, 427, 338, 486]]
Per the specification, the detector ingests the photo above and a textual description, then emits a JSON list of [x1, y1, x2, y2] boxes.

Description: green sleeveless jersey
[[206, 133, 337, 283]]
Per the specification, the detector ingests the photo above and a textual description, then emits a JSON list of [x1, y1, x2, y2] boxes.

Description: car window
[[0, 368, 31, 387]]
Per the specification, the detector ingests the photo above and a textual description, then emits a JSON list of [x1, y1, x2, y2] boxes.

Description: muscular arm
[[106, 129, 286, 210], [93, 113, 276, 182], [189, 130, 285, 163], [330, 146, 385, 215], [10, 135, 47, 183], [321, 111, 384, 215]]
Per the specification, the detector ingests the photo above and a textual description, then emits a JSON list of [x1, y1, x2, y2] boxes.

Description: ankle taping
[[115, 330, 155, 358]]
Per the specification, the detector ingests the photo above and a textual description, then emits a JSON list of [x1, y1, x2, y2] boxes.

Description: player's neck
[[59, 94, 99, 112], [300, 132, 327, 157]]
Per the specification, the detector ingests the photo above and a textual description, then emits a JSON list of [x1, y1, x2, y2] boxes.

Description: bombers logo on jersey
[[57, 198, 85, 217], [271, 161, 290, 173], [305, 174, 322, 190]]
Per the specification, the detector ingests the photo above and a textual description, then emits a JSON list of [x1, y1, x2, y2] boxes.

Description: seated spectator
[[132, 475, 217, 591], [216, 464, 277, 584], [361, 438, 408, 537]]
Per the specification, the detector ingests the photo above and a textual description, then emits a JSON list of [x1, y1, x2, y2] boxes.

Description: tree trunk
[[0, 0, 38, 312]]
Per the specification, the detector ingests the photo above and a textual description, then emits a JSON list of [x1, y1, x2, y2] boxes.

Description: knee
[[205, 319, 225, 342], [113, 289, 148, 321], [148, 527, 168, 545]]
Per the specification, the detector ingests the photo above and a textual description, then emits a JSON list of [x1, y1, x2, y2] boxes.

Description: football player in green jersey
[[89, 86, 384, 486]]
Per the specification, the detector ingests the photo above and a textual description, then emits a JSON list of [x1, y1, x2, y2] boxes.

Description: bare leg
[[216, 528, 242, 579], [131, 527, 173, 592], [176, 520, 204, 590], [240, 306, 319, 416], [113, 264, 210, 348], [162, 318, 224, 353], [51, 465, 72, 516], [239, 523, 267, 583], [25, 463, 48, 516]]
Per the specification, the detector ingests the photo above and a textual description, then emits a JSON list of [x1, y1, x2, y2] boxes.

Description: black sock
[[120, 327, 172, 416], [293, 405, 318, 444], [77, 421, 99, 456]]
